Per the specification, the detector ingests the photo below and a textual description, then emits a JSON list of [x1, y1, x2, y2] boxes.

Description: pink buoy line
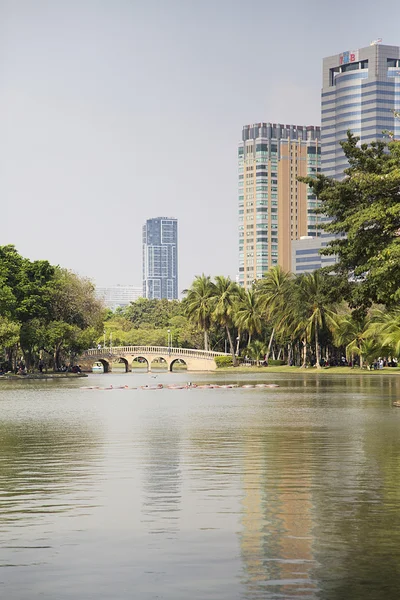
[[80, 383, 279, 391]]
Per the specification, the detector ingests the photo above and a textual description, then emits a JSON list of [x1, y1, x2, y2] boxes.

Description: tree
[[234, 288, 262, 347], [0, 317, 20, 370], [247, 340, 267, 367], [296, 271, 332, 368], [300, 132, 400, 307], [370, 307, 400, 359], [123, 298, 182, 329], [330, 308, 372, 368], [183, 275, 215, 350], [211, 276, 239, 365], [256, 266, 293, 361]]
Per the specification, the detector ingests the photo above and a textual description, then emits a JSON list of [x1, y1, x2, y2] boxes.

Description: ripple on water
[[0, 374, 400, 598]]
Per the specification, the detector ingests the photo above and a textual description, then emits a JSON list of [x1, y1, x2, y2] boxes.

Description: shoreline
[[217, 365, 400, 375], [0, 373, 88, 381]]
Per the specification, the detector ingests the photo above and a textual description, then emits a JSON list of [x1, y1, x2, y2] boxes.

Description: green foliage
[[183, 274, 215, 350], [268, 359, 286, 366], [247, 340, 267, 365], [0, 245, 103, 371], [215, 355, 233, 368], [123, 297, 182, 328], [300, 132, 400, 307], [234, 288, 262, 346]]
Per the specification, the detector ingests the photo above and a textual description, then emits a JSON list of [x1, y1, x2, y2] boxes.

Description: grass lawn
[[218, 365, 400, 375]]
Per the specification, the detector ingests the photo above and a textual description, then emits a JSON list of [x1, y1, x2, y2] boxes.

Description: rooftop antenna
[[370, 38, 382, 46]]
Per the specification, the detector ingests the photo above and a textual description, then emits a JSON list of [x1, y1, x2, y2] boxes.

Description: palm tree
[[183, 274, 215, 351], [256, 266, 293, 361], [247, 340, 267, 367], [211, 276, 239, 365], [234, 288, 262, 347], [374, 307, 400, 358], [329, 307, 380, 368], [296, 271, 329, 369]]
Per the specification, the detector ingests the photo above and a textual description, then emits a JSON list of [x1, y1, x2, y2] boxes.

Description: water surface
[[1, 371, 400, 599]]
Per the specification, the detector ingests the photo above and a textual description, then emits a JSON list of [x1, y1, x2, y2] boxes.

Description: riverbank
[[0, 372, 88, 380], [218, 365, 400, 375]]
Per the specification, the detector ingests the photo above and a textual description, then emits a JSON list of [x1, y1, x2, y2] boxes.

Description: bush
[[215, 356, 233, 368], [267, 359, 286, 366]]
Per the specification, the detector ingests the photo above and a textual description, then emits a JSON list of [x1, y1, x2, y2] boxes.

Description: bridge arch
[[97, 358, 110, 373], [113, 357, 129, 373], [170, 358, 187, 372], [150, 356, 168, 371], [132, 356, 150, 371]]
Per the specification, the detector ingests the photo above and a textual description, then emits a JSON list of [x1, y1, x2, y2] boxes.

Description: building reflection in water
[[141, 420, 182, 536], [240, 428, 317, 599]]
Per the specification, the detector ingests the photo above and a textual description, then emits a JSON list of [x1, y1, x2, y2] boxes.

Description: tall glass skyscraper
[[142, 217, 178, 299], [294, 43, 400, 274], [238, 123, 320, 288], [322, 43, 400, 178]]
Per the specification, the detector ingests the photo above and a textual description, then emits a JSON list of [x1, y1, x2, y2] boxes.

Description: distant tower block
[[142, 217, 178, 299]]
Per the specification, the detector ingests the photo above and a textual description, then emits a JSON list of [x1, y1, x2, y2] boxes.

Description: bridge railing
[[82, 346, 230, 360]]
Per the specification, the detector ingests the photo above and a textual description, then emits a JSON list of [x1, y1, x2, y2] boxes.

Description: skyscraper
[[238, 123, 321, 287], [322, 42, 400, 178], [293, 42, 400, 274], [142, 217, 178, 299]]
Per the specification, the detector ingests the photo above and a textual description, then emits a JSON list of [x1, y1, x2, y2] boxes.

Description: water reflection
[[141, 419, 182, 535], [0, 375, 400, 599], [240, 428, 316, 599], [0, 420, 101, 527]]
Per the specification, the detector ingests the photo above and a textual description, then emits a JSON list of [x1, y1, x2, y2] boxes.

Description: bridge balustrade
[[83, 346, 229, 360]]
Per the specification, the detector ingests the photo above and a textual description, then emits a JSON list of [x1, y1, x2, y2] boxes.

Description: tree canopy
[[300, 132, 400, 307], [0, 246, 104, 372]]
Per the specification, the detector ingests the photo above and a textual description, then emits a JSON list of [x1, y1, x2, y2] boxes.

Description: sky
[[1, 0, 400, 293]]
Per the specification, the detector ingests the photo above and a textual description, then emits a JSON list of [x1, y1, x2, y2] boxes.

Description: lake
[[1, 371, 400, 599]]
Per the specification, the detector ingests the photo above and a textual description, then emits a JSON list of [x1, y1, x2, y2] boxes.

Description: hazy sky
[[1, 0, 400, 292]]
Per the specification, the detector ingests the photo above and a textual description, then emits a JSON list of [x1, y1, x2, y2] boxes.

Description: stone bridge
[[79, 346, 229, 373]]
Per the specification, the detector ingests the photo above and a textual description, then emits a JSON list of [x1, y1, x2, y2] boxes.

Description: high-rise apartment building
[[142, 217, 178, 299], [238, 123, 321, 287], [322, 43, 400, 178]]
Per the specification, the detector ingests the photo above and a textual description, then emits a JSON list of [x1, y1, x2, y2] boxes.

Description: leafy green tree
[[123, 298, 182, 329], [0, 317, 20, 370], [301, 132, 400, 307]]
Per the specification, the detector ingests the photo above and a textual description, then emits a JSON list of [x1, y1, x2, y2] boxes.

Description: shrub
[[215, 355, 233, 368], [267, 359, 286, 366]]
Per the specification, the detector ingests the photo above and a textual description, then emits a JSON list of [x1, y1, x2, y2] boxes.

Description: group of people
[[2, 360, 83, 375]]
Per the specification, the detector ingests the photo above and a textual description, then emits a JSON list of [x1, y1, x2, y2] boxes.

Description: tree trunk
[[247, 333, 251, 347], [287, 343, 292, 366], [265, 328, 275, 361], [226, 326, 238, 366], [301, 339, 307, 368], [236, 332, 241, 355], [204, 329, 209, 351], [360, 354, 364, 369], [315, 316, 320, 368]]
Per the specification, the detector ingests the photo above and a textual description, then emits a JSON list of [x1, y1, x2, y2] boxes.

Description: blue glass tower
[[142, 217, 178, 300], [322, 43, 400, 179]]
